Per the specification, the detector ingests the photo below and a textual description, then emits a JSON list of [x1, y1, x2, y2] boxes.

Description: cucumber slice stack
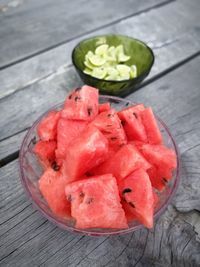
[[83, 44, 137, 80]]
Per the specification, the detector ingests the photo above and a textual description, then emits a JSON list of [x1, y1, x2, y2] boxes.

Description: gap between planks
[[0, 51, 200, 168], [0, 0, 174, 71]]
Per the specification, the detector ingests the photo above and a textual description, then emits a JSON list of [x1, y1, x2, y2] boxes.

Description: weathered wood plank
[[0, 161, 200, 266], [0, 0, 168, 69], [0, 0, 200, 146], [1, 55, 200, 266], [0, 130, 26, 166], [1, 0, 200, 100]]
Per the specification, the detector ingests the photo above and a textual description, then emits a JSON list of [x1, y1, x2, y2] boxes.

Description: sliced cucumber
[[92, 67, 107, 79], [95, 44, 109, 56], [130, 65, 137, 78], [118, 53, 130, 62], [116, 64, 130, 75], [115, 45, 124, 55], [88, 55, 106, 66], [105, 75, 118, 81], [105, 67, 119, 77], [83, 43, 137, 80], [83, 68, 92, 75], [84, 59, 95, 70]]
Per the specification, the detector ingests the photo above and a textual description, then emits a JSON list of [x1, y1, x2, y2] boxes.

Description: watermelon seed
[[79, 192, 85, 198], [119, 143, 125, 148], [87, 107, 93, 116], [75, 96, 81, 101], [107, 114, 113, 117], [67, 194, 72, 202], [32, 136, 37, 144], [86, 197, 93, 204], [110, 137, 117, 141], [106, 124, 113, 127], [68, 94, 72, 99], [51, 161, 60, 171], [122, 188, 132, 194], [162, 177, 168, 184], [129, 202, 135, 208], [133, 112, 138, 119], [75, 87, 81, 92], [121, 120, 126, 126], [85, 172, 93, 176]]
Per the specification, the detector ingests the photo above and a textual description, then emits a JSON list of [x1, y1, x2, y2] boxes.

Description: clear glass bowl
[[19, 95, 180, 236]]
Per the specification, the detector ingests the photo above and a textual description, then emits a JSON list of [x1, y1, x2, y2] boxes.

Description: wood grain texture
[[1, 0, 200, 100], [0, 159, 200, 266], [1, 48, 200, 267], [0, 130, 26, 166], [0, 0, 168, 68], [0, 0, 200, 145]]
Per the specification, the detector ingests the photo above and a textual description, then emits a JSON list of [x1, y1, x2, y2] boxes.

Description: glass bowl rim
[[72, 34, 155, 84], [19, 95, 180, 236]]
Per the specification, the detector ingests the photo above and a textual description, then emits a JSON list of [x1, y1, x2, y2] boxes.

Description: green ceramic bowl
[[72, 34, 154, 96]]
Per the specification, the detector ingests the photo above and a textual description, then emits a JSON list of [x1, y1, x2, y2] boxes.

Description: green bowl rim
[[71, 34, 155, 83]]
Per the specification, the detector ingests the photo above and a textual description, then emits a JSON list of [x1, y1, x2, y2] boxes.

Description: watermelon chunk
[[65, 174, 128, 229], [90, 109, 127, 151], [62, 126, 108, 182], [122, 188, 159, 222], [56, 118, 88, 160], [141, 107, 162, 144], [147, 165, 173, 191], [61, 86, 99, 121], [121, 200, 137, 222], [99, 102, 111, 113], [34, 140, 57, 169], [91, 144, 151, 182], [141, 144, 177, 170], [118, 104, 147, 142], [119, 169, 154, 228], [39, 168, 71, 217], [37, 111, 60, 141], [129, 140, 146, 151]]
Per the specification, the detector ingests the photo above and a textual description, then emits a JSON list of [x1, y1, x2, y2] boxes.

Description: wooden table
[[0, 0, 200, 266]]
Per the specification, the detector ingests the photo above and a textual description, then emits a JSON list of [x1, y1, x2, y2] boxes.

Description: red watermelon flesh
[[39, 168, 71, 217], [56, 118, 88, 160], [38, 111, 60, 141], [61, 85, 99, 121], [141, 144, 177, 170], [65, 174, 128, 229], [91, 144, 151, 182], [62, 126, 108, 183], [141, 107, 162, 144], [153, 190, 159, 209], [122, 189, 158, 222], [86, 148, 116, 177], [34, 140, 57, 169], [99, 102, 111, 113], [121, 200, 137, 222], [90, 109, 127, 151], [147, 165, 173, 191], [129, 140, 146, 151], [118, 104, 147, 142], [119, 168, 154, 228]]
